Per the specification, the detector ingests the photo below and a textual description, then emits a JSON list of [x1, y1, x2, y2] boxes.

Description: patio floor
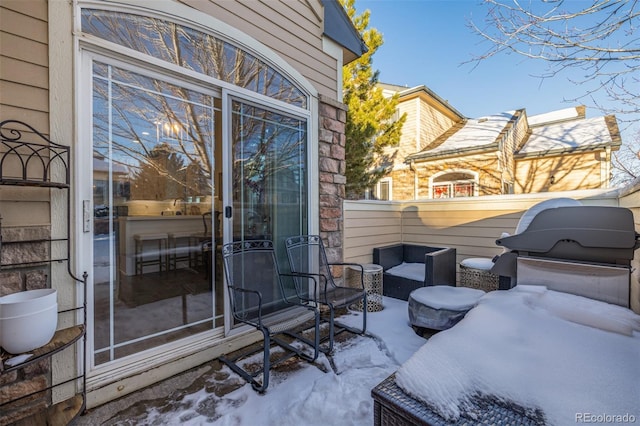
[[75, 297, 429, 425]]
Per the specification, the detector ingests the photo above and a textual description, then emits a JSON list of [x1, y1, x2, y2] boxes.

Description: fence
[[344, 186, 639, 313]]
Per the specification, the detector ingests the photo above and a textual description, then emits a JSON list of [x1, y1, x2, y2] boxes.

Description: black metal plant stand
[[0, 119, 88, 425]]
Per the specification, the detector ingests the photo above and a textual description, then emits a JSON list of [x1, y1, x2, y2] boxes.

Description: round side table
[[346, 263, 384, 312]]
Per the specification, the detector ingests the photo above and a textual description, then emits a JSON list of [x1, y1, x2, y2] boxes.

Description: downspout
[[603, 146, 611, 189], [409, 160, 418, 200], [496, 150, 504, 193]]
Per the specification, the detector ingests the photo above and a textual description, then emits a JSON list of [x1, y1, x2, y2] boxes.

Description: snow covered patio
[[75, 296, 427, 425], [76, 288, 640, 426]]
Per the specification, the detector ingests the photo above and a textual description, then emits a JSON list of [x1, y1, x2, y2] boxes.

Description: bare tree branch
[[468, 0, 640, 185]]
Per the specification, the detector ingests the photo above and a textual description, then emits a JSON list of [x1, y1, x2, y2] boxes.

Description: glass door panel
[[230, 100, 307, 319], [92, 61, 222, 365]]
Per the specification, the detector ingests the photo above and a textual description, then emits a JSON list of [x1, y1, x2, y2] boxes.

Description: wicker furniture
[[459, 257, 499, 291], [372, 374, 546, 426], [373, 244, 457, 300]]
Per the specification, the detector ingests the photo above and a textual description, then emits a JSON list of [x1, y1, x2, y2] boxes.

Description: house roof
[[517, 115, 621, 157], [379, 83, 465, 121], [321, 0, 368, 64], [404, 104, 621, 162], [527, 106, 585, 127], [406, 111, 516, 161]]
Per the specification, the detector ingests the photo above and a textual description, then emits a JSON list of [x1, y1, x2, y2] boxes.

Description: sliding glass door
[[230, 100, 307, 243], [91, 60, 222, 365], [79, 6, 314, 378], [229, 100, 308, 315]]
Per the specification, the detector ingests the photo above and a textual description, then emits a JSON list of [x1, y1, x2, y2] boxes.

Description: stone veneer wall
[[388, 155, 505, 200], [318, 95, 346, 265], [0, 225, 52, 425]]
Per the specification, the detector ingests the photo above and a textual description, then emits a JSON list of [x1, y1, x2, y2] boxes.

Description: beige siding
[[1, 4, 48, 43], [418, 97, 456, 151], [501, 110, 528, 186], [0, 104, 49, 132], [381, 91, 462, 198], [400, 199, 525, 263], [344, 189, 620, 285], [390, 97, 419, 166], [1, 0, 47, 20], [343, 201, 403, 263], [0, 0, 50, 226], [1, 31, 48, 67], [0, 80, 49, 112], [515, 152, 605, 194], [181, 0, 338, 99], [0, 1, 49, 115], [1, 56, 48, 90], [385, 94, 459, 170]]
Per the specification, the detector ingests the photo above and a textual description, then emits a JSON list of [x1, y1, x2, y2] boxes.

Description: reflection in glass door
[[91, 61, 222, 365], [230, 100, 308, 317]]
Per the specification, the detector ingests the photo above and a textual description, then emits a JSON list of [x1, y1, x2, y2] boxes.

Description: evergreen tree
[[341, 0, 406, 199], [131, 142, 186, 201]]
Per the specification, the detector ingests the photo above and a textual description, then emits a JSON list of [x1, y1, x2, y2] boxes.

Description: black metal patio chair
[[219, 240, 320, 392], [285, 235, 366, 353]]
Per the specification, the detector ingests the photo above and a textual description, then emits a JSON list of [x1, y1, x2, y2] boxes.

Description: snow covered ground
[[123, 296, 425, 425], [101, 288, 639, 425]]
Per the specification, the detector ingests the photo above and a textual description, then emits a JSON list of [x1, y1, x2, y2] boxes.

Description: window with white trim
[[431, 172, 477, 198], [374, 178, 392, 200]]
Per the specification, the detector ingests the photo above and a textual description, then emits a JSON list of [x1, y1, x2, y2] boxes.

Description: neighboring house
[[0, 0, 364, 419], [373, 84, 621, 200]]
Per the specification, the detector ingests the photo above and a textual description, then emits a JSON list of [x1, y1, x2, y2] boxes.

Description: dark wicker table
[[371, 374, 546, 426]]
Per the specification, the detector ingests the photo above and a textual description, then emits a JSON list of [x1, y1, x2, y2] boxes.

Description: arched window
[[81, 9, 308, 107], [431, 171, 477, 198]]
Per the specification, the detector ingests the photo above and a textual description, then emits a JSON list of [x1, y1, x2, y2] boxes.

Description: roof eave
[[322, 0, 368, 64], [405, 143, 499, 162], [397, 85, 466, 120], [515, 141, 621, 159]]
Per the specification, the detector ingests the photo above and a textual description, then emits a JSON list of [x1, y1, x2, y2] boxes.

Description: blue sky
[[357, 0, 638, 141]]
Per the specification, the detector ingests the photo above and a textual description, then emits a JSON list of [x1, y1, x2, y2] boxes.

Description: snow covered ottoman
[[408, 286, 485, 331]]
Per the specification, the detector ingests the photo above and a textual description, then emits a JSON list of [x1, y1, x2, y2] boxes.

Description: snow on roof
[[519, 116, 613, 155], [429, 111, 514, 154], [527, 107, 581, 127]]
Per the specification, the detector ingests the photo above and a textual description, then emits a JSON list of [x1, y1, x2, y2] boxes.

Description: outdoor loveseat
[[372, 244, 456, 300]]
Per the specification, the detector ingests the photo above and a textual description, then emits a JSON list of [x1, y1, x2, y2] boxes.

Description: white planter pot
[[1, 289, 58, 354]]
